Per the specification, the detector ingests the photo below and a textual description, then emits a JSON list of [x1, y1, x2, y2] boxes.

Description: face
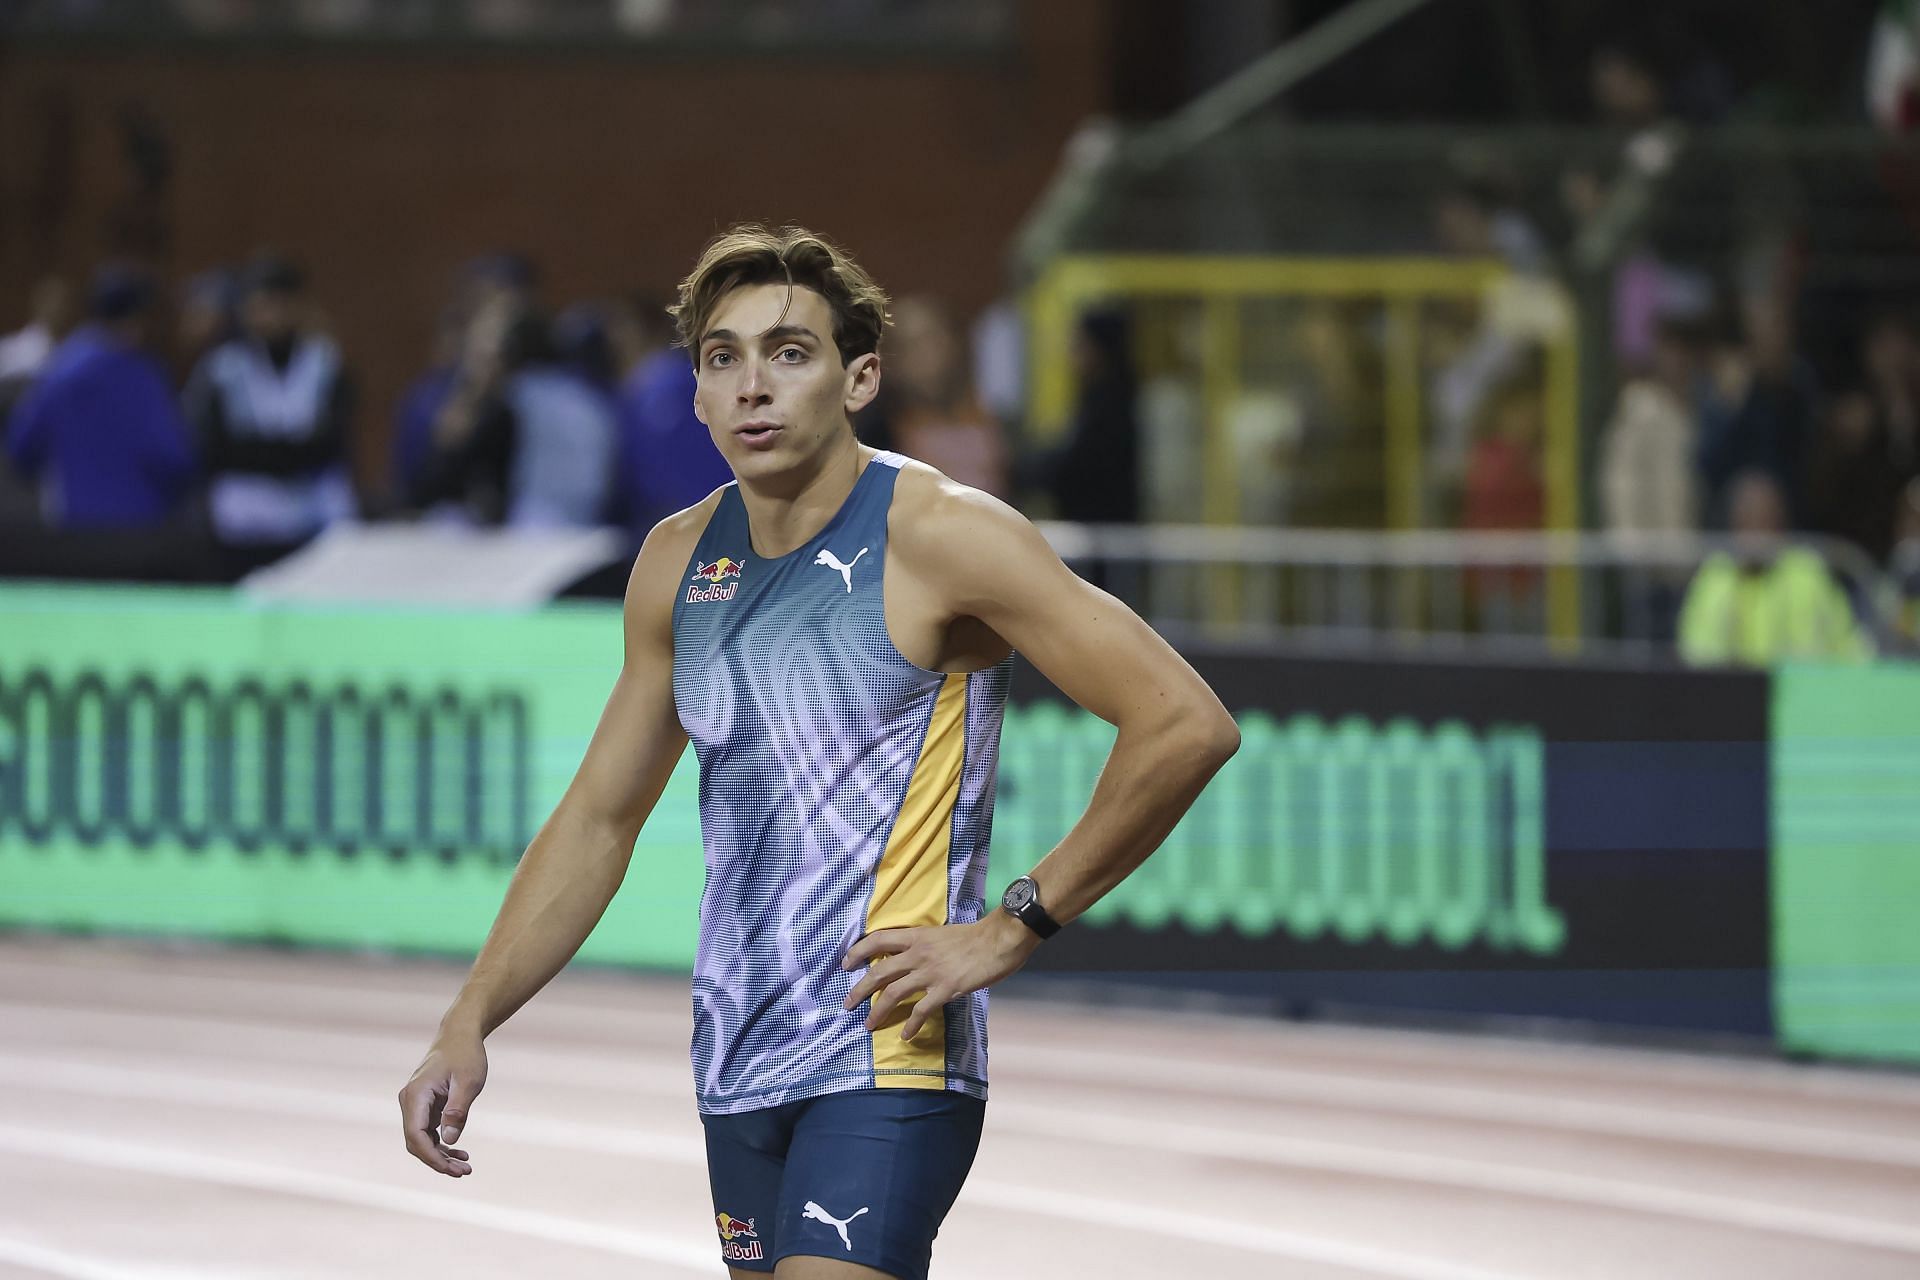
[[889, 299, 961, 401], [1897, 483, 1920, 546], [1434, 196, 1488, 256], [1730, 473, 1787, 540], [1742, 295, 1791, 372], [243, 290, 299, 343], [693, 282, 879, 480], [1866, 320, 1914, 385], [1592, 52, 1658, 123]]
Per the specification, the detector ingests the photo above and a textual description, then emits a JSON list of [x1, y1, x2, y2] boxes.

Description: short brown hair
[[671, 224, 890, 365]]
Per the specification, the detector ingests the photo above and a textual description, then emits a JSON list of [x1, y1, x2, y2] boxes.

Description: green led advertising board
[[1773, 663, 1920, 1063], [0, 585, 1560, 966]]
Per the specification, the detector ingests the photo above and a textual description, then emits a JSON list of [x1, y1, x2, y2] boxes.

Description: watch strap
[[1005, 877, 1062, 939]]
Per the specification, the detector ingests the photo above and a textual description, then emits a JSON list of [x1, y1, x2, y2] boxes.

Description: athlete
[[398, 225, 1240, 1280]]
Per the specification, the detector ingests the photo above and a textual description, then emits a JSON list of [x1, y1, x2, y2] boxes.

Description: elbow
[[1172, 703, 1240, 771], [1202, 711, 1241, 767]]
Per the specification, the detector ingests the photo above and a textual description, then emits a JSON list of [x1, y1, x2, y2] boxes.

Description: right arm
[[398, 509, 701, 1176]]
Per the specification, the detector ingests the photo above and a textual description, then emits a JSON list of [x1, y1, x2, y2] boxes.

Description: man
[[184, 252, 356, 566], [398, 225, 1240, 1280], [417, 303, 618, 528], [615, 313, 734, 541], [1678, 469, 1868, 665], [5, 265, 195, 527]]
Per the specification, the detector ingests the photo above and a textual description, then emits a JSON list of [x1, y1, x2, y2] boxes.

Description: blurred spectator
[[1869, 0, 1920, 134], [614, 312, 729, 542], [1564, 39, 1714, 370], [554, 301, 620, 400], [394, 255, 540, 510], [423, 303, 616, 528], [1601, 315, 1703, 641], [502, 308, 617, 527], [185, 253, 356, 563], [1460, 380, 1545, 632], [1601, 316, 1702, 538], [4, 265, 196, 527], [394, 305, 467, 510], [1809, 311, 1920, 563], [1020, 306, 1139, 524], [970, 296, 1026, 434], [172, 266, 239, 382], [0, 277, 74, 388], [1678, 470, 1866, 665], [1434, 177, 1548, 275], [1697, 293, 1819, 528], [860, 296, 1008, 496], [604, 291, 672, 383], [1889, 477, 1920, 649], [1429, 177, 1550, 491]]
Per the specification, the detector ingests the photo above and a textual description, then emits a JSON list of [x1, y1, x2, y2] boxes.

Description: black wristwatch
[[1001, 875, 1062, 940]]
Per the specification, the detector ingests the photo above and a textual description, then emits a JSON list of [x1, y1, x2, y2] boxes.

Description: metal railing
[[1035, 523, 1899, 663]]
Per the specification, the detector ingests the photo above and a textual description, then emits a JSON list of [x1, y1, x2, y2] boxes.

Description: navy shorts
[[702, 1088, 986, 1280]]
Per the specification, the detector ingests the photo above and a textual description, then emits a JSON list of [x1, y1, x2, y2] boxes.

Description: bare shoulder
[[888, 460, 1061, 612], [623, 485, 731, 645]]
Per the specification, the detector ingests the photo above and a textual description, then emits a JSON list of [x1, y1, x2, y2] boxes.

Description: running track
[[2, 936, 1917, 1278]]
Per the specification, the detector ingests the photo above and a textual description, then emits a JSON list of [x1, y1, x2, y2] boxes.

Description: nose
[[737, 359, 771, 406]]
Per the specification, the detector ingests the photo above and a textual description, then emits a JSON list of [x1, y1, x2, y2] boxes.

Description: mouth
[[734, 421, 782, 450]]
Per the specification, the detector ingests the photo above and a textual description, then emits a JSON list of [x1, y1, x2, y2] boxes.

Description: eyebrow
[[700, 324, 822, 349]]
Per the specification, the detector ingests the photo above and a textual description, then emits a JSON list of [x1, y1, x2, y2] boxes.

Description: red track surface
[[2, 936, 1918, 1278]]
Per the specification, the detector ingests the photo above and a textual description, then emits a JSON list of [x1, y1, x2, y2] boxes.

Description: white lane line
[[0, 1055, 704, 1164], [957, 1183, 1523, 1280], [11, 996, 1919, 1173], [0, 1125, 717, 1275], [0, 1058, 1524, 1280], [986, 1101, 1920, 1257], [997, 1044, 1920, 1170], [6, 1053, 1918, 1262], [0, 1237, 200, 1280], [11, 954, 1918, 1106]]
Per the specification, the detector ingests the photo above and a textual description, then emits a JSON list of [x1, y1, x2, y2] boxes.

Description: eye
[[706, 350, 734, 368], [775, 347, 806, 363]]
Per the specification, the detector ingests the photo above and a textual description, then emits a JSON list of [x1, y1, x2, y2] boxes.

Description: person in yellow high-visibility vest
[[1679, 470, 1870, 665]]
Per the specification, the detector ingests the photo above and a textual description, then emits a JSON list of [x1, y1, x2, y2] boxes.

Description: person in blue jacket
[[5, 265, 196, 528]]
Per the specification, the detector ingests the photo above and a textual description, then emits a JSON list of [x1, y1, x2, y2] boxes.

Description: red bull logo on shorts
[[688, 556, 745, 604], [716, 1211, 763, 1261]]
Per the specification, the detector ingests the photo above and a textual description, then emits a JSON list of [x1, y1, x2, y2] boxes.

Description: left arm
[[843, 478, 1239, 1038]]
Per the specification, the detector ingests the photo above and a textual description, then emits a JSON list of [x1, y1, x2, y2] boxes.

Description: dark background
[[1008, 649, 1774, 1038]]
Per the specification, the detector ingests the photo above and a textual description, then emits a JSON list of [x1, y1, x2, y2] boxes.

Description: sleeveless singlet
[[670, 452, 1012, 1116]]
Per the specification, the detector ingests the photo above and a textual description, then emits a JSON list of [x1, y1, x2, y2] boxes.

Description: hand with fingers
[[840, 916, 1040, 1041], [398, 1032, 488, 1178]]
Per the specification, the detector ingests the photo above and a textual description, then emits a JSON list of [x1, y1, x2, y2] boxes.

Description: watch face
[[1002, 878, 1035, 913]]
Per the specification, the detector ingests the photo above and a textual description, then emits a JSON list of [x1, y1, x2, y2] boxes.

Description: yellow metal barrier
[[1024, 254, 1581, 646]]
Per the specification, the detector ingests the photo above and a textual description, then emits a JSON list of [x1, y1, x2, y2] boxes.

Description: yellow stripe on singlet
[[866, 671, 968, 1087]]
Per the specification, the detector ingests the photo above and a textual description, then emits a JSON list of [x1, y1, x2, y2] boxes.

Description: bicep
[[566, 652, 688, 839], [565, 528, 693, 835]]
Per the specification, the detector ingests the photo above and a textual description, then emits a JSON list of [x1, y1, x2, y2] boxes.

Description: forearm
[[1020, 713, 1238, 928], [440, 801, 636, 1039]]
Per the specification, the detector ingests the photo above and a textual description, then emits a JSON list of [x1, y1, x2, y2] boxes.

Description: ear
[[692, 383, 708, 426], [843, 352, 881, 416]]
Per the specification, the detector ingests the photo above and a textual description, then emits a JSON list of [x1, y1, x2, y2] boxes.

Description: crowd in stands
[[10, 0, 1010, 43], [0, 250, 1124, 590], [7, 27, 1920, 661], [1416, 35, 1920, 661]]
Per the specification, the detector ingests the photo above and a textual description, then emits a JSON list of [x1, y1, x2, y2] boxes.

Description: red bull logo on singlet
[[687, 555, 745, 603]]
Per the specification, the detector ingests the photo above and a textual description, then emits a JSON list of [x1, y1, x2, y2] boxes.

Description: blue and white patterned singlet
[[670, 452, 1011, 1116]]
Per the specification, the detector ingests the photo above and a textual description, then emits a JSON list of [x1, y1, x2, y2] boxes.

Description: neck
[[736, 431, 869, 558]]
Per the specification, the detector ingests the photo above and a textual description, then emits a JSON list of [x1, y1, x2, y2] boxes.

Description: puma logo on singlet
[[801, 1200, 870, 1250], [813, 546, 868, 593]]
